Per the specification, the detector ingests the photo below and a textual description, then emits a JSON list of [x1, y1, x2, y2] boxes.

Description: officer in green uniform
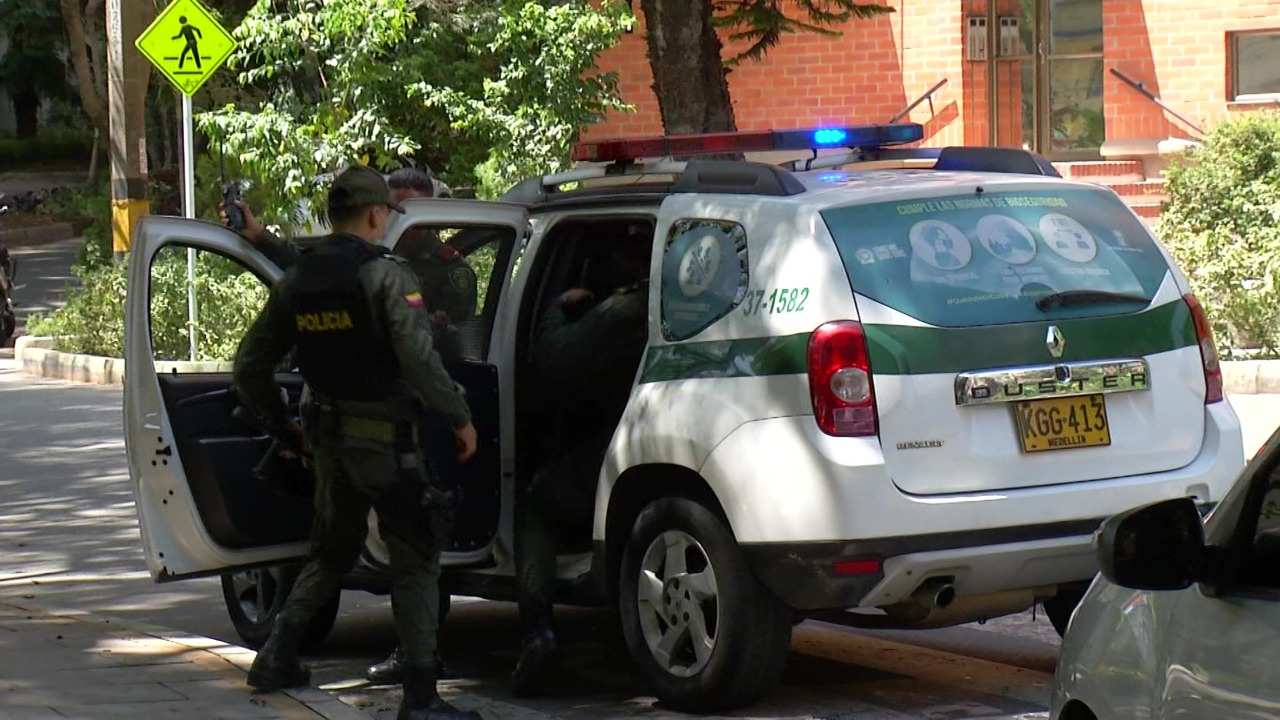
[[222, 169, 475, 685], [511, 235, 652, 696], [232, 164, 483, 720]]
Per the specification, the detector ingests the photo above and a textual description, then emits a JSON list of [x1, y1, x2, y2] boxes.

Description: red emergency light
[[571, 122, 925, 163]]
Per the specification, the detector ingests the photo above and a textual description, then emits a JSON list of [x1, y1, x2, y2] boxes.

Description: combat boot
[[511, 625, 562, 697], [246, 619, 311, 692], [368, 647, 453, 684], [398, 662, 481, 720]]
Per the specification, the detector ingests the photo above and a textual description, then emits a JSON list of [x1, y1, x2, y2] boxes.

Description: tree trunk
[[60, 0, 108, 136], [640, 0, 737, 135]]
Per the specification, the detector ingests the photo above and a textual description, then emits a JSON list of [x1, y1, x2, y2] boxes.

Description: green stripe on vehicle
[[638, 300, 1197, 383]]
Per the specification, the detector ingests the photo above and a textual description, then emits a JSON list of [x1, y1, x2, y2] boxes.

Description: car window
[[659, 218, 750, 341], [149, 245, 270, 371], [391, 223, 518, 362], [819, 188, 1172, 327]]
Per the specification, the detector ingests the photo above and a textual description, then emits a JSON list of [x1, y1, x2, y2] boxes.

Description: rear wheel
[[619, 498, 793, 712], [221, 565, 339, 651]]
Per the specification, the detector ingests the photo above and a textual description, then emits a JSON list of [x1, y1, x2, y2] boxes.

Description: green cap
[[328, 164, 405, 214]]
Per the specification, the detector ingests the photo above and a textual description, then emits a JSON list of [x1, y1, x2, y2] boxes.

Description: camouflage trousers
[[278, 422, 443, 666], [515, 428, 612, 635]]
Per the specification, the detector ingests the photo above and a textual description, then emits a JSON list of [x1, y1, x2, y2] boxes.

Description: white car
[[123, 122, 1244, 712], [1051, 430, 1280, 720]]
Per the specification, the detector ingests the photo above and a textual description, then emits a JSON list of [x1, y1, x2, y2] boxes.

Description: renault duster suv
[[123, 121, 1244, 712]]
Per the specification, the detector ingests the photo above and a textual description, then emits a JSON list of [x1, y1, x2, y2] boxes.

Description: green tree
[[197, 0, 632, 229], [640, 0, 894, 134], [0, 0, 70, 137]]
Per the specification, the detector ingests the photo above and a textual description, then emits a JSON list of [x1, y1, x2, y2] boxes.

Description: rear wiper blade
[[1035, 290, 1150, 312]]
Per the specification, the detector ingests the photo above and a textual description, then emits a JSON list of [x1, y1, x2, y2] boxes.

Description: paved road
[[0, 237, 80, 358]]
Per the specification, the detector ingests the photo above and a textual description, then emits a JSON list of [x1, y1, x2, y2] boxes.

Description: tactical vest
[[289, 235, 400, 401]]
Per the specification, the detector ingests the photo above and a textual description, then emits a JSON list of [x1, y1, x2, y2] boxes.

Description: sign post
[[135, 0, 237, 361]]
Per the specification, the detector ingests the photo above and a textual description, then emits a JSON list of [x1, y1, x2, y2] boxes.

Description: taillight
[[1184, 293, 1223, 404], [807, 320, 878, 436]]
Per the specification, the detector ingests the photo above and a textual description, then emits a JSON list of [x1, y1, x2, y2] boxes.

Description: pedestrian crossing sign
[[135, 0, 237, 97]]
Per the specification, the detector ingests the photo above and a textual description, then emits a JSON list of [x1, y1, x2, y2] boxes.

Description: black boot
[[398, 662, 481, 720], [368, 646, 452, 684], [367, 646, 404, 684], [511, 625, 562, 697], [247, 619, 311, 692]]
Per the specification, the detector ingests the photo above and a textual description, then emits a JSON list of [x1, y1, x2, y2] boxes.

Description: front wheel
[[220, 565, 339, 651], [618, 498, 793, 713]]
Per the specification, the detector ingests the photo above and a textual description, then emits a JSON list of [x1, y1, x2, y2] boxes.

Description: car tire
[[619, 497, 793, 713], [1042, 584, 1088, 637], [220, 564, 340, 652]]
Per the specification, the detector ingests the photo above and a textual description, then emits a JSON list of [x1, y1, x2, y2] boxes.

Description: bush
[[1157, 111, 1280, 358], [0, 129, 93, 166]]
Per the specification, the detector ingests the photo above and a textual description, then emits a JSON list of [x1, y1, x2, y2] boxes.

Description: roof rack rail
[[783, 146, 1061, 177], [671, 159, 806, 196], [498, 160, 689, 204]]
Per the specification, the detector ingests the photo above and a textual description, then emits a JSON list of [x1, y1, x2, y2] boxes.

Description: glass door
[[988, 0, 1104, 158]]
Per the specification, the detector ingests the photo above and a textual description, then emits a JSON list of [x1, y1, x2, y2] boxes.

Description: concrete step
[[1103, 180, 1167, 196], [1129, 203, 1164, 219], [1053, 160, 1145, 179]]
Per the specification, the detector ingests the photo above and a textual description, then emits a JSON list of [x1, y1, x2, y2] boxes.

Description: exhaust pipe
[[911, 578, 957, 609]]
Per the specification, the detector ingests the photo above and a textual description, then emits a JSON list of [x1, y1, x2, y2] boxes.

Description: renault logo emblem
[[1046, 325, 1066, 358]]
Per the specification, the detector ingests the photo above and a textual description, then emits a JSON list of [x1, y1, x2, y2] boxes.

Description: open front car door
[[125, 216, 306, 582]]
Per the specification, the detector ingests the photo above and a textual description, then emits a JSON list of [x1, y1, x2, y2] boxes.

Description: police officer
[[511, 234, 651, 696], [232, 164, 482, 720], [222, 171, 473, 685], [366, 167, 476, 685]]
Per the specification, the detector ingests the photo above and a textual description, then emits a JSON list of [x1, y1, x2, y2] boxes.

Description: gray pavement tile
[[161, 678, 265, 703], [0, 707, 63, 720], [48, 663, 224, 686], [51, 701, 289, 720], [46, 680, 188, 705]]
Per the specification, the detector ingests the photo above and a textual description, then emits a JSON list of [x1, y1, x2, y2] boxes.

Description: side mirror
[[1096, 497, 1205, 591]]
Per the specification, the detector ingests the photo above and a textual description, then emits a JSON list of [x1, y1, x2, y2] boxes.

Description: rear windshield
[[819, 188, 1172, 327]]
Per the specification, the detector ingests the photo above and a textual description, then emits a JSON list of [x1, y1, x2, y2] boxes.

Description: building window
[[1231, 31, 1280, 101]]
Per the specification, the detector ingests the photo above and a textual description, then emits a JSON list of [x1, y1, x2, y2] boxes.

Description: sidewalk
[[0, 598, 367, 720]]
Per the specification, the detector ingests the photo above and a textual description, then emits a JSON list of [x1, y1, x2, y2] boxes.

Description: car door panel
[[436, 360, 500, 553], [157, 374, 310, 549]]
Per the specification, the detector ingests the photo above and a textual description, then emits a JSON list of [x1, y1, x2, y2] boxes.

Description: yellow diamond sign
[[135, 0, 237, 97]]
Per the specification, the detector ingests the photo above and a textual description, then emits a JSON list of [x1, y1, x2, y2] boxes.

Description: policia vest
[[289, 235, 400, 402]]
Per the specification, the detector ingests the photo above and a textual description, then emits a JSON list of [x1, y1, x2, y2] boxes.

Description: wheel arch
[[600, 463, 732, 599]]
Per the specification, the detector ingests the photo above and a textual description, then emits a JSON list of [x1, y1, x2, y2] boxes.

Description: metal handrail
[[1109, 68, 1206, 137], [888, 78, 949, 124]]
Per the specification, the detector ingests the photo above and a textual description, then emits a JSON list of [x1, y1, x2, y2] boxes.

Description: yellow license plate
[[1014, 394, 1111, 453]]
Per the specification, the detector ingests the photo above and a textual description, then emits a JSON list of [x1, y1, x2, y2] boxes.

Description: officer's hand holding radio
[[219, 196, 265, 244]]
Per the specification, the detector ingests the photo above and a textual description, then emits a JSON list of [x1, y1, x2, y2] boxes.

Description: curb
[[0, 221, 79, 248], [1221, 359, 1280, 395], [0, 595, 370, 720], [15, 336, 235, 385]]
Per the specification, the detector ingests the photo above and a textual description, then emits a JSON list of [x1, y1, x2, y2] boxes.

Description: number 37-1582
[[742, 287, 809, 316]]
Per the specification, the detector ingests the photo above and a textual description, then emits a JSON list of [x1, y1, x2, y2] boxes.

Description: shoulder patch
[[404, 291, 425, 309], [449, 267, 475, 294]]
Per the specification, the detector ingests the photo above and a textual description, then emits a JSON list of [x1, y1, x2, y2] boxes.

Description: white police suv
[[123, 121, 1244, 712]]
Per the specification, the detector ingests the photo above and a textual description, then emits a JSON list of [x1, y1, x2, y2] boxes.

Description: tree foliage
[[0, 0, 71, 136], [714, 0, 894, 67], [197, 0, 632, 229], [1158, 111, 1280, 358]]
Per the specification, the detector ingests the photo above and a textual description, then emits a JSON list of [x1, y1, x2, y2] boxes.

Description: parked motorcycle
[[1, 207, 17, 345]]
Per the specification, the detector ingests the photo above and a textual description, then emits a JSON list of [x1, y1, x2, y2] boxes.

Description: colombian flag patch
[[405, 292, 424, 309]]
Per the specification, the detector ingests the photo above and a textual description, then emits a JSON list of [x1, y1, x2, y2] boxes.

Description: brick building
[[585, 0, 1280, 219]]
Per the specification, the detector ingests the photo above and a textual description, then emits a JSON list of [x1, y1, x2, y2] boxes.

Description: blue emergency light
[[572, 122, 925, 162]]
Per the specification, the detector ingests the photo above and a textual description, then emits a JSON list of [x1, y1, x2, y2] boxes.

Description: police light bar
[[571, 122, 924, 163]]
